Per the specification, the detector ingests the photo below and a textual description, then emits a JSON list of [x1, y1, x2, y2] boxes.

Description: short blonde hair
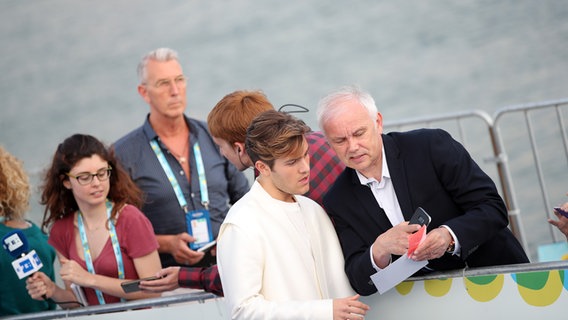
[[0, 146, 30, 221]]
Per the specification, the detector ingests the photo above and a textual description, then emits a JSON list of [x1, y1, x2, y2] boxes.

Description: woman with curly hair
[[26, 134, 161, 307], [0, 146, 57, 315]]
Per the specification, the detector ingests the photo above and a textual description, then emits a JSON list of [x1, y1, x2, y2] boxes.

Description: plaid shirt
[[178, 265, 223, 297], [305, 131, 345, 206]]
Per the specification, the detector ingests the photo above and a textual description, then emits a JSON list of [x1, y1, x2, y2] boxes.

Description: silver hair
[[137, 48, 180, 84], [316, 85, 378, 132]]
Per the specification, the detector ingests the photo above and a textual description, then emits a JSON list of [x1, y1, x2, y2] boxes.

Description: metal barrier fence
[[492, 98, 568, 249], [1, 292, 217, 320], [6, 260, 568, 320]]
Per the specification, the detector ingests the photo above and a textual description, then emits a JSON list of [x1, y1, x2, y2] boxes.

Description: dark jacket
[[323, 128, 529, 296]]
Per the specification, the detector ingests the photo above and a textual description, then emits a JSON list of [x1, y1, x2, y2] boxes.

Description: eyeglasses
[[66, 167, 112, 186], [152, 75, 187, 91]]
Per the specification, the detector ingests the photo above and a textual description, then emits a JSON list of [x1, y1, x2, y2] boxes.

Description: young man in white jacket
[[217, 110, 369, 320]]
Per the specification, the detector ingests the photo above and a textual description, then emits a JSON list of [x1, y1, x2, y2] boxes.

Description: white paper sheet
[[370, 255, 428, 294]]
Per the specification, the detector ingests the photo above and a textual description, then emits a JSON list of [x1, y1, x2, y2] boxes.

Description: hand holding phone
[[121, 276, 163, 293], [409, 207, 431, 227], [554, 207, 568, 219]]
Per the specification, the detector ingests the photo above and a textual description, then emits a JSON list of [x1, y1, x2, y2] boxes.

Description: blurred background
[[1, 0, 567, 260]]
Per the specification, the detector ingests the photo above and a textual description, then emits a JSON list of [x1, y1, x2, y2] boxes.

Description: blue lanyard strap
[[149, 139, 209, 210], [150, 139, 189, 211], [77, 200, 125, 305], [192, 143, 209, 209]]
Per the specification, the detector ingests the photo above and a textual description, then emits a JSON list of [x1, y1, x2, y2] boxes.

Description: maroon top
[[49, 204, 159, 305]]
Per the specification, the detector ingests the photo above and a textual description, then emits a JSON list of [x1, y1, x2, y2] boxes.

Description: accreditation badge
[[185, 209, 214, 250]]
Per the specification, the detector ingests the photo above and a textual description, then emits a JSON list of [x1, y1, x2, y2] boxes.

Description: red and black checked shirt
[[178, 265, 223, 296], [305, 131, 345, 206]]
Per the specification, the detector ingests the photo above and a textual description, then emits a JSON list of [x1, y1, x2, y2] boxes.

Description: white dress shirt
[[356, 147, 459, 271]]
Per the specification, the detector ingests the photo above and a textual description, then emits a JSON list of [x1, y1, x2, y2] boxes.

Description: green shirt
[[0, 221, 57, 315]]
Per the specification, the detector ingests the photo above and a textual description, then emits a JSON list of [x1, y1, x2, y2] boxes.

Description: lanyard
[[77, 200, 125, 305], [149, 139, 209, 211]]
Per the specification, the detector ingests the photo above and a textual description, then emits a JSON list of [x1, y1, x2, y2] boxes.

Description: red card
[[407, 225, 427, 257]]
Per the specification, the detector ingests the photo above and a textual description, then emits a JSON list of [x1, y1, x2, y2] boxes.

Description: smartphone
[[409, 207, 431, 227], [554, 207, 568, 219], [121, 276, 162, 293], [197, 240, 216, 253]]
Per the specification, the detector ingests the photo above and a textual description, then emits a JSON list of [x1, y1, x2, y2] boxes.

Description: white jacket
[[217, 181, 355, 320]]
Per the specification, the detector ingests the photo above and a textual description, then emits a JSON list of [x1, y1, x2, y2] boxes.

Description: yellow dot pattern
[[394, 269, 568, 306]]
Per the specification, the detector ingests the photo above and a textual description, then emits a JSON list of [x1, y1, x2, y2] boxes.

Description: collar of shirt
[[355, 146, 404, 226], [142, 113, 198, 142], [355, 145, 390, 186]]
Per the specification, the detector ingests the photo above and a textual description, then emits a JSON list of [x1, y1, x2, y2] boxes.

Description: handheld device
[[554, 207, 568, 219], [70, 283, 88, 306], [409, 207, 431, 227], [197, 240, 216, 253], [2, 230, 44, 279], [121, 275, 163, 293]]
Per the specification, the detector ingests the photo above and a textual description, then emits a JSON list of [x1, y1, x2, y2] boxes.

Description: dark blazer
[[323, 128, 529, 296]]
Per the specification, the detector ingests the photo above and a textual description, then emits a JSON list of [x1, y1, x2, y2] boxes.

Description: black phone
[[121, 276, 162, 293], [554, 207, 568, 219], [409, 207, 431, 227]]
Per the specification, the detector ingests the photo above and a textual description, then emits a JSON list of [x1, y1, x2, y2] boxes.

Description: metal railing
[[492, 98, 568, 245], [6, 260, 568, 319], [1, 292, 217, 320]]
